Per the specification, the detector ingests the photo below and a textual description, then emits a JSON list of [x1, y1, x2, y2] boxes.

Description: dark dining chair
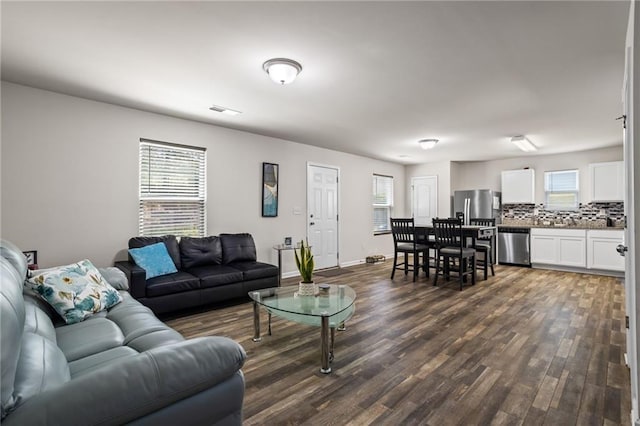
[[432, 218, 476, 290], [469, 218, 496, 280], [390, 218, 431, 282]]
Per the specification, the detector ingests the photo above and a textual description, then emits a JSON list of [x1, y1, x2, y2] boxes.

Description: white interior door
[[307, 164, 339, 270], [623, 30, 638, 422], [411, 176, 438, 226]]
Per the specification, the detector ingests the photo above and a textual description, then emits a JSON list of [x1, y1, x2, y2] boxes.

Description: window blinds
[[545, 170, 578, 192], [544, 170, 579, 210], [139, 140, 206, 237], [373, 174, 394, 233]]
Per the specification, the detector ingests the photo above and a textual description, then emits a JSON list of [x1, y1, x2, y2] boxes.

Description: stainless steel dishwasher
[[497, 227, 531, 266]]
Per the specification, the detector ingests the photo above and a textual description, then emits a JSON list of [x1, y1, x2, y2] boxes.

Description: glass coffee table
[[249, 284, 356, 374]]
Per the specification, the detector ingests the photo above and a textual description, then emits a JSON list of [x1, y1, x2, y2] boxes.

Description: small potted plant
[[294, 239, 315, 296]]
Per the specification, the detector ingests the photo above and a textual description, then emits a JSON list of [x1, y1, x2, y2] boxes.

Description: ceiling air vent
[[209, 105, 241, 116]]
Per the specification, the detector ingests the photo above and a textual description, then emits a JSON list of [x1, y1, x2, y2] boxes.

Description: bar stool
[[469, 218, 496, 280], [390, 218, 431, 282], [432, 218, 476, 290]]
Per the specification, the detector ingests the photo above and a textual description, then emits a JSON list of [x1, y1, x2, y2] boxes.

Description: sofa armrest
[[114, 261, 146, 298], [3, 336, 246, 426]]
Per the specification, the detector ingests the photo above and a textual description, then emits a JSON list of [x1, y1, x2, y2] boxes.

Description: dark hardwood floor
[[166, 261, 631, 425]]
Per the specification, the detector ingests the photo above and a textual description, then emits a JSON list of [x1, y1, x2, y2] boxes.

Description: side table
[[272, 244, 299, 286]]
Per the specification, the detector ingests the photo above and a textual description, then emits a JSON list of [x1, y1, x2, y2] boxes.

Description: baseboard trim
[[281, 253, 394, 278], [281, 271, 301, 279], [340, 259, 365, 268], [531, 264, 624, 278], [340, 253, 394, 268]]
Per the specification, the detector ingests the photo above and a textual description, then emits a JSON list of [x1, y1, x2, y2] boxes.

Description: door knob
[[310, 222, 315, 226], [616, 244, 628, 256]]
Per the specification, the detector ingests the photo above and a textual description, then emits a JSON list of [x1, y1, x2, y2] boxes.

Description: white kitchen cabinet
[[530, 235, 557, 264], [589, 161, 624, 202], [530, 228, 586, 267], [558, 236, 587, 267], [501, 169, 535, 204], [587, 229, 625, 271]]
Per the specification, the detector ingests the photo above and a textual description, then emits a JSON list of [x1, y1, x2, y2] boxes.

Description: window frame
[[139, 139, 207, 237], [373, 174, 394, 235], [544, 169, 580, 211]]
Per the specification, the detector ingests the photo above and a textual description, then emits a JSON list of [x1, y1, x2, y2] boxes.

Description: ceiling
[[1, 1, 630, 164]]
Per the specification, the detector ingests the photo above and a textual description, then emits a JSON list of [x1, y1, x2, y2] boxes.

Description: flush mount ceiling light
[[209, 105, 242, 116], [262, 58, 303, 85], [511, 135, 537, 152], [419, 139, 439, 150]]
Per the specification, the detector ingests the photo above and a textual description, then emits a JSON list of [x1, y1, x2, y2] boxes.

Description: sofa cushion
[[179, 236, 222, 269], [0, 239, 28, 280], [26, 259, 123, 324], [145, 271, 201, 298], [227, 261, 278, 281], [69, 346, 138, 378], [55, 317, 125, 362], [98, 267, 129, 291], [13, 332, 70, 407], [220, 233, 257, 264], [129, 243, 178, 279], [106, 292, 184, 349], [129, 235, 181, 270], [23, 296, 57, 343], [1, 257, 26, 417], [187, 265, 243, 288]]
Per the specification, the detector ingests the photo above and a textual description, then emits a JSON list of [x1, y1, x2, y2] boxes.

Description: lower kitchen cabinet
[[586, 230, 625, 271], [531, 228, 586, 267], [531, 228, 625, 273], [530, 234, 557, 264]]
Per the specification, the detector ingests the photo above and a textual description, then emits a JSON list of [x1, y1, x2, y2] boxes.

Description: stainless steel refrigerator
[[453, 190, 502, 225]]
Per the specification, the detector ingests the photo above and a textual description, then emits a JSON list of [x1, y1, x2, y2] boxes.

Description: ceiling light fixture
[[262, 58, 303, 85], [419, 139, 439, 150], [511, 135, 537, 152], [209, 105, 242, 116]]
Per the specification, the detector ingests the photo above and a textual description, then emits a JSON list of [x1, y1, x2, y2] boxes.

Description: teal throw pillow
[[128, 242, 178, 279], [27, 259, 123, 324]]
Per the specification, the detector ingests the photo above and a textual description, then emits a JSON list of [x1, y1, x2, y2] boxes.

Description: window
[[544, 169, 579, 210], [373, 174, 393, 234], [139, 139, 206, 237]]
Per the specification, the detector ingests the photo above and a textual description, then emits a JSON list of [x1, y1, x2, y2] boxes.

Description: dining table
[[415, 224, 498, 268]]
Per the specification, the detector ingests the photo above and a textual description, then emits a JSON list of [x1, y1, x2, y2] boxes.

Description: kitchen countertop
[[498, 223, 624, 230]]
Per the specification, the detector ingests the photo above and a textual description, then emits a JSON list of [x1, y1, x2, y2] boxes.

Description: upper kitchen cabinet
[[589, 161, 624, 202], [501, 169, 535, 204]]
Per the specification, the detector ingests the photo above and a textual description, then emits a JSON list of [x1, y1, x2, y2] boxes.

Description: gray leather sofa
[[0, 239, 246, 425]]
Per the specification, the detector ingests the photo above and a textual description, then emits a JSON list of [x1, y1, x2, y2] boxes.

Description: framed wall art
[[23, 250, 38, 267], [262, 162, 278, 217]]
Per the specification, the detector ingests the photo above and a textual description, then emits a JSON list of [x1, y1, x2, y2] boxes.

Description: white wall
[[452, 146, 622, 204], [405, 161, 452, 218], [403, 147, 622, 222], [1, 82, 405, 273]]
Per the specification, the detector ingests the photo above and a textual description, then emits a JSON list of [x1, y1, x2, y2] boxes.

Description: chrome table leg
[[320, 315, 331, 374], [329, 327, 335, 362], [252, 297, 261, 342]]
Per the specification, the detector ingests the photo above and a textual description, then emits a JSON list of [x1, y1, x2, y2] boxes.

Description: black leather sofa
[[115, 233, 278, 314]]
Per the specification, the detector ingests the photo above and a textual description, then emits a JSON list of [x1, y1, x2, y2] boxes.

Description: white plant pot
[[298, 281, 316, 296]]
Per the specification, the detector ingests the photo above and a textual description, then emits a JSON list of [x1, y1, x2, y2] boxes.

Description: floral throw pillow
[[26, 259, 123, 324]]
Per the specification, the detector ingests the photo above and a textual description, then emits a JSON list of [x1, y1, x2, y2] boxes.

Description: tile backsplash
[[502, 202, 624, 227]]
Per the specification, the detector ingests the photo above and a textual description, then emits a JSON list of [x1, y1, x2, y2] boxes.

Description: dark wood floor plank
[[165, 262, 631, 425]]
